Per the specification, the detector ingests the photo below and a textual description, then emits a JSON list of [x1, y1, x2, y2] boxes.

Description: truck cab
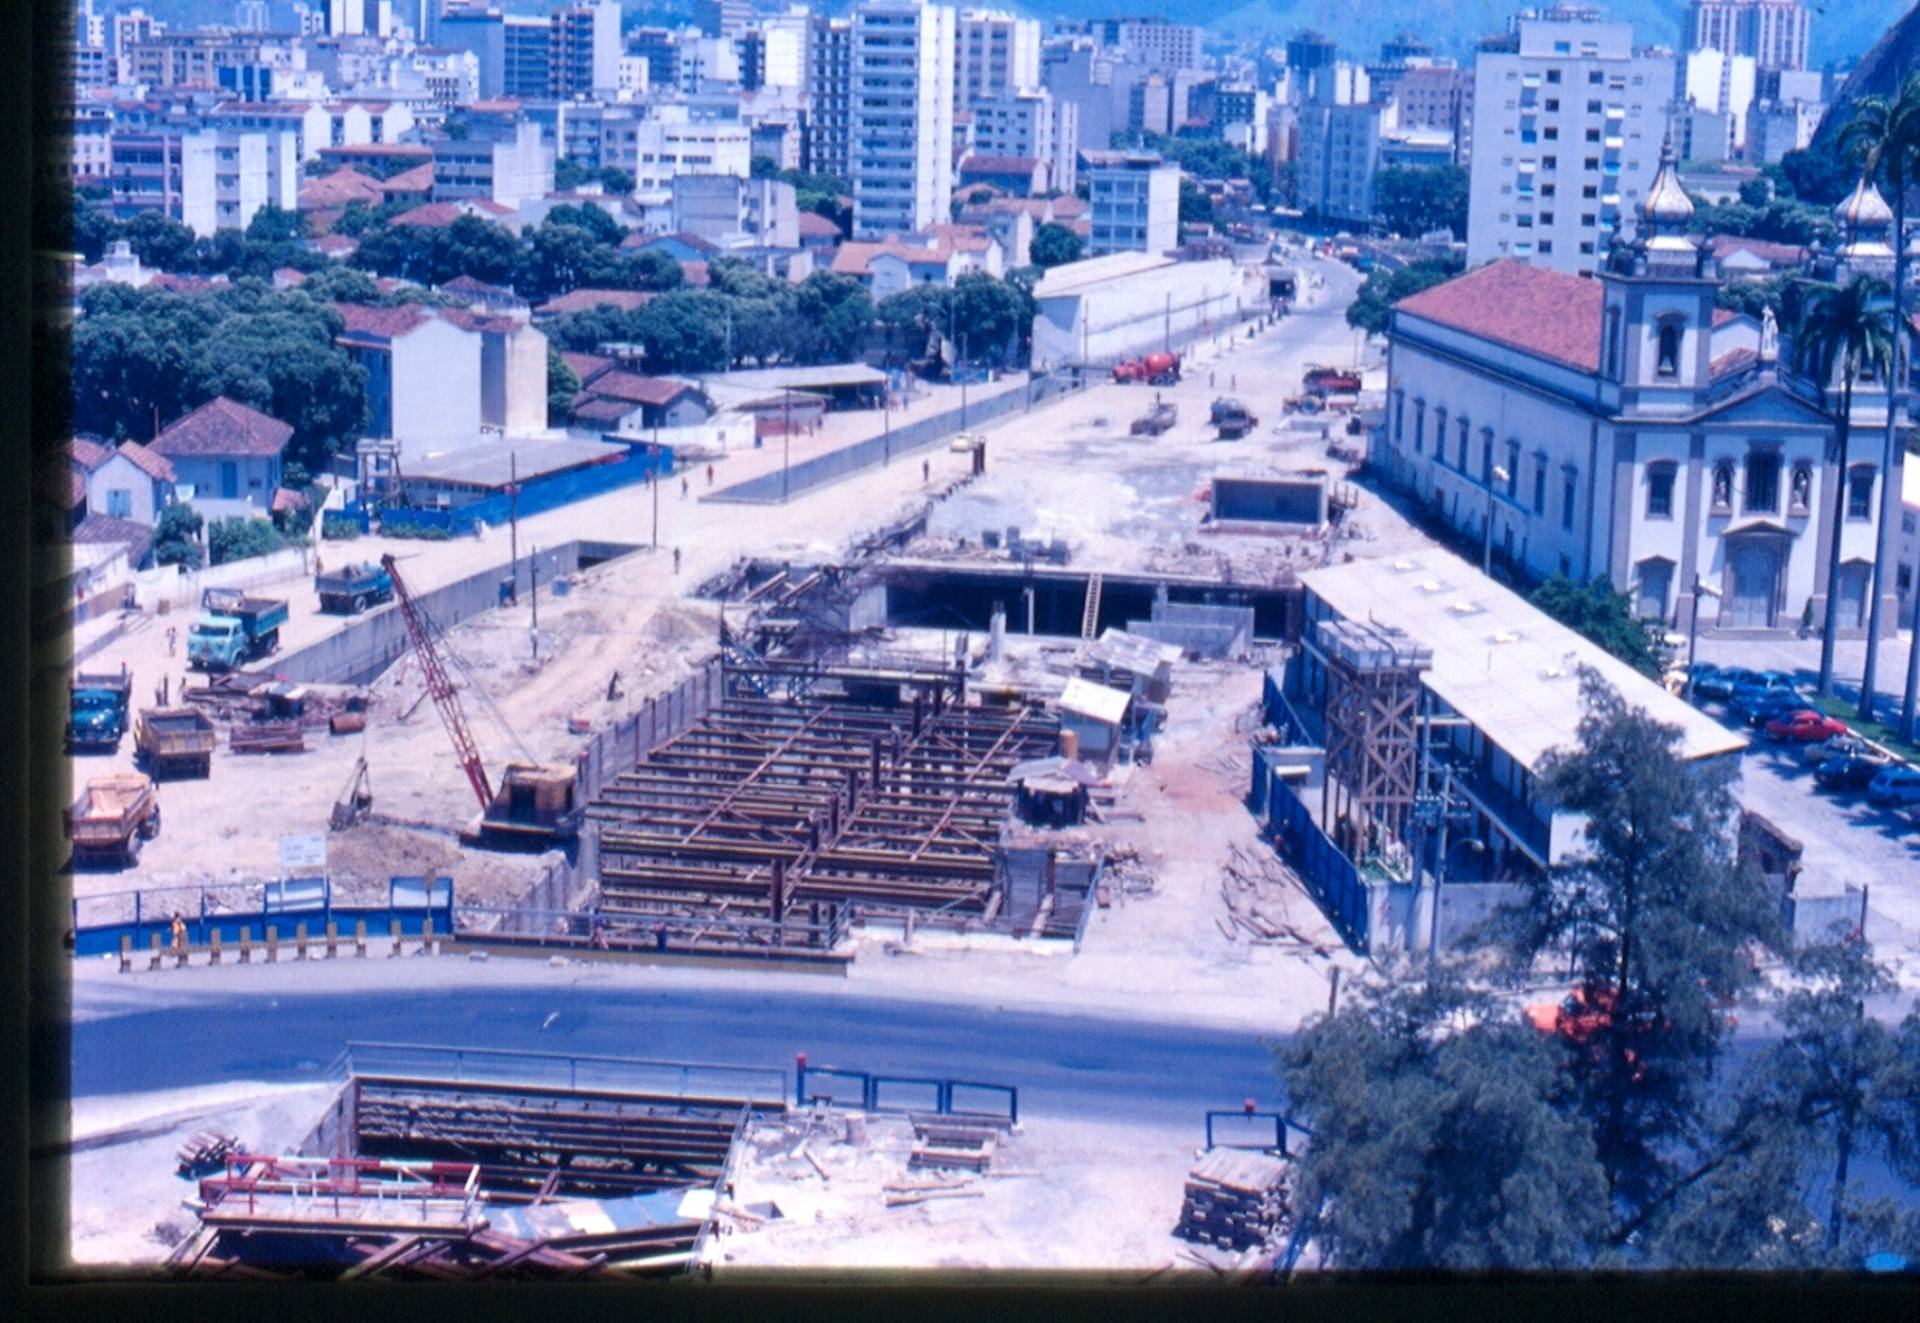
[[67, 666, 133, 753], [187, 616, 248, 671]]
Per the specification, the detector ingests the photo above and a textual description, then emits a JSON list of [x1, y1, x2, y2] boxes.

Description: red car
[[1765, 709, 1849, 743]]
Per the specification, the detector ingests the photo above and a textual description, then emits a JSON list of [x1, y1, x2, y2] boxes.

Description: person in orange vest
[[170, 912, 188, 957]]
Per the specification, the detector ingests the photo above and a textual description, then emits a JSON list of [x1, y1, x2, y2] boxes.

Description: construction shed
[[1055, 676, 1131, 763], [1078, 628, 1180, 704]]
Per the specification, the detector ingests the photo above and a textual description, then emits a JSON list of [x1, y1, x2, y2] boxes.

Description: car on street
[[1866, 764, 1920, 808], [1685, 662, 1723, 695], [1692, 666, 1755, 701], [1765, 710, 1849, 743], [1804, 732, 1882, 765], [1735, 692, 1811, 729], [1815, 754, 1889, 792]]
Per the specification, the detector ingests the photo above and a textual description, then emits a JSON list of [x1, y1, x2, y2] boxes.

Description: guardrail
[[337, 1041, 790, 1108], [452, 902, 849, 957], [795, 1063, 1018, 1126]]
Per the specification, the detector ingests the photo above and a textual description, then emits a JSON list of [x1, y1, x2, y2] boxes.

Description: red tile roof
[[117, 440, 177, 483], [797, 212, 841, 239], [71, 513, 155, 565], [274, 267, 309, 286], [381, 163, 436, 195], [623, 231, 719, 255], [560, 351, 613, 386], [66, 437, 113, 472], [1708, 234, 1808, 267], [150, 397, 294, 460], [271, 486, 311, 514], [333, 301, 436, 340], [442, 274, 523, 303], [1711, 347, 1760, 380], [1711, 307, 1739, 327], [581, 371, 698, 407], [391, 202, 467, 228], [441, 307, 521, 335], [535, 288, 656, 316], [298, 166, 384, 210], [681, 260, 710, 287], [42, 464, 87, 511], [311, 234, 358, 256], [569, 396, 641, 424], [1393, 260, 1604, 373]]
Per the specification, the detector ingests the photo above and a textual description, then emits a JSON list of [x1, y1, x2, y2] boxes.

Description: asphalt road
[[67, 974, 1287, 1131]]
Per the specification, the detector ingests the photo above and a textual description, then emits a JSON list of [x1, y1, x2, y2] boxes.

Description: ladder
[[1080, 572, 1103, 642]]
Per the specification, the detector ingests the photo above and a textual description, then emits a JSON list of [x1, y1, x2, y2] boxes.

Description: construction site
[[57, 252, 1433, 1275]]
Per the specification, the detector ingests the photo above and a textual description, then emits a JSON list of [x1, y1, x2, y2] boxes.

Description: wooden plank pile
[[1175, 1149, 1293, 1252], [230, 721, 306, 754], [175, 1131, 240, 1175], [1217, 844, 1332, 955], [908, 1122, 998, 1173]]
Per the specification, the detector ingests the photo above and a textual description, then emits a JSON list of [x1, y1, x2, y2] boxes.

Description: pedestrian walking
[[681, 476, 689, 499], [170, 912, 187, 957], [672, 547, 682, 574], [922, 458, 931, 482], [1209, 371, 1216, 388], [166, 626, 177, 657], [1231, 375, 1237, 391], [706, 464, 714, 486]]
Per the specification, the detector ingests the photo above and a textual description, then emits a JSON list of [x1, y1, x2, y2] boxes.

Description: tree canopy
[[1372, 164, 1471, 240], [1345, 258, 1462, 336], [1030, 222, 1083, 269], [1528, 574, 1665, 677]]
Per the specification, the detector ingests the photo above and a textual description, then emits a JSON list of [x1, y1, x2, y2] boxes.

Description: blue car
[[1693, 667, 1756, 702]]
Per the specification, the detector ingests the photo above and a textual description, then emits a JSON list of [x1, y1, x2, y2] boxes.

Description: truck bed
[[68, 775, 152, 840], [139, 708, 217, 751], [72, 670, 132, 694]]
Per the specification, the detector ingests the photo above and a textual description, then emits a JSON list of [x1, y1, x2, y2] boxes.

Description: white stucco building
[[1380, 149, 1905, 639], [952, 9, 1039, 113], [1029, 253, 1262, 372], [1083, 151, 1179, 258]]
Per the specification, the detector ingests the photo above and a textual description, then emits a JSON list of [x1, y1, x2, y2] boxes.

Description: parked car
[[1729, 677, 1804, 723], [1866, 765, 1920, 808], [1804, 733, 1884, 766], [1692, 666, 1756, 701], [1736, 692, 1810, 729], [1815, 754, 1888, 792], [1765, 710, 1849, 743]]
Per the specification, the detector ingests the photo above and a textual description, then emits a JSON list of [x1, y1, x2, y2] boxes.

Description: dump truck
[[187, 588, 288, 671], [1211, 398, 1258, 440], [1131, 402, 1178, 436], [315, 561, 394, 615], [67, 665, 133, 753], [65, 772, 161, 868], [1112, 351, 1181, 385], [134, 706, 216, 779]]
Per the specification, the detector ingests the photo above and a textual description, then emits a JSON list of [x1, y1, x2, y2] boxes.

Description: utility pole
[[529, 544, 540, 658], [883, 377, 891, 465], [508, 451, 519, 592], [782, 388, 792, 502], [1685, 575, 1719, 702], [650, 456, 659, 549], [1163, 293, 1171, 354], [1428, 766, 1452, 975], [960, 335, 969, 431]]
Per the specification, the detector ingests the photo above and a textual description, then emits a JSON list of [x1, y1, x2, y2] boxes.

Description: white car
[[1804, 732, 1882, 766], [1866, 764, 1920, 808]]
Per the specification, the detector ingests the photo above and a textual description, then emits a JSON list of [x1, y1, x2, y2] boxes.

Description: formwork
[[583, 660, 1063, 944]]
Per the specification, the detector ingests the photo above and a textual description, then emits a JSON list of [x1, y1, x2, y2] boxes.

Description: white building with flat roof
[[850, 0, 956, 238], [1467, 10, 1677, 277], [1029, 252, 1259, 371], [1083, 151, 1179, 257], [953, 9, 1039, 113]]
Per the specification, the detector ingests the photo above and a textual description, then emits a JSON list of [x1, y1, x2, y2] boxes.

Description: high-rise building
[[1296, 101, 1391, 225], [1466, 10, 1677, 276], [694, 0, 754, 41], [954, 10, 1040, 113], [970, 88, 1076, 193], [1042, 36, 1122, 153], [1286, 30, 1337, 74], [1687, 1, 1810, 73], [1084, 150, 1179, 256], [1107, 18, 1202, 73], [850, 0, 956, 238], [233, 1, 270, 33], [328, 0, 394, 38], [627, 27, 684, 91], [806, 15, 854, 179], [502, 16, 554, 99], [443, 4, 620, 102], [550, 2, 622, 99]]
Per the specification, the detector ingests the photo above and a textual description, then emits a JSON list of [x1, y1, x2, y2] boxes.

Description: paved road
[[67, 970, 1286, 1130]]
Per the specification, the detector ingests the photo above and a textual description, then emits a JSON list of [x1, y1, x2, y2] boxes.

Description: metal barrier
[[795, 1064, 1018, 1125], [337, 1041, 789, 1108], [1255, 760, 1369, 952], [71, 877, 455, 959], [1205, 1110, 1290, 1155]]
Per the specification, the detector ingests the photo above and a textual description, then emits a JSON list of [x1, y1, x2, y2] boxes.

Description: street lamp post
[[960, 335, 969, 431], [1482, 466, 1509, 578], [781, 387, 792, 503]]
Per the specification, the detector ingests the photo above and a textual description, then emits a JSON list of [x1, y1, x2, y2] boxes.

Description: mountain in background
[[80, 0, 1914, 72]]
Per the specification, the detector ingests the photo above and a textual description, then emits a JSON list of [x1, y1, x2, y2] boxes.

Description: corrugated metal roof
[[1057, 676, 1131, 725]]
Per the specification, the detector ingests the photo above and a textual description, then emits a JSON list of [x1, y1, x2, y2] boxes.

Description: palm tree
[[1837, 73, 1920, 723], [1790, 276, 1898, 700]]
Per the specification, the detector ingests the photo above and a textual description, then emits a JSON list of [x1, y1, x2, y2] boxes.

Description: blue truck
[[315, 561, 394, 615], [67, 665, 133, 753], [187, 588, 289, 672]]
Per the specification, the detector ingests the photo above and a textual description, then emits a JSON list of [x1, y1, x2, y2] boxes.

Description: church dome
[[1835, 173, 1894, 231], [1641, 138, 1694, 228]]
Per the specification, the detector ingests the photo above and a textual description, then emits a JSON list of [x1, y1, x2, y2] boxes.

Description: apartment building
[[1084, 151, 1179, 257], [850, 0, 956, 239], [108, 128, 297, 237], [672, 174, 800, 248], [604, 112, 752, 195], [431, 118, 553, 208], [1107, 18, 1203, 73], [970, 88, 1077, 194], [1466, 11, 1677, 277], [1393, 65, 1474, 163], [1688, 0, 1810, 72], [740, 16, 807, 90], [439, 3, 618, 101], [1295, 101, 1392, 227], [953, 9, 1041, 114], [805, 15, 854, 178]]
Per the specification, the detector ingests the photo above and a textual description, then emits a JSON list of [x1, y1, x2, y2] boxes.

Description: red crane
[[380, 554, 494, 811]]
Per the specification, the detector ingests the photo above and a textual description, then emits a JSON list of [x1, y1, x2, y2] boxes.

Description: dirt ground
[[713, 1110, 1225, 1278]]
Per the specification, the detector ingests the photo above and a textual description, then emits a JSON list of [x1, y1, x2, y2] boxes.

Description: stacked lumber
[[909, 1123, 997, 1172], [230, 722, 306, 754], [1219, 844, 1330, 954], [175, 1131, 240, 1175], [1175, 1149, 1292, 1251]]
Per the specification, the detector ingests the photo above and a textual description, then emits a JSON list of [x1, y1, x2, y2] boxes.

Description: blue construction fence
[[707, 371, 1083, 506], [796, 1063, 1018, 1125], [346, 444, 674, 538], [1249, 747, 1369, 952], [70, 876, 455, 958]]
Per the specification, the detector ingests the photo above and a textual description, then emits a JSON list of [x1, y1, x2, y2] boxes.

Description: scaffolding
[[585, 661, 1062, 943], [1314, 619, 1431, 865]]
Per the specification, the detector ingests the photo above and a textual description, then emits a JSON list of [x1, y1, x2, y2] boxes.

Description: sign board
[[264, 878, 327, 913], [279, 833, 328, 876]]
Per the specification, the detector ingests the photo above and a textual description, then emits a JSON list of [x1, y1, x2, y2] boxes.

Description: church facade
[[1376, 146, 1905, 639]]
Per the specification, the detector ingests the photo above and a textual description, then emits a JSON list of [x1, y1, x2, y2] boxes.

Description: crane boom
[[380, 554, 493, 811]]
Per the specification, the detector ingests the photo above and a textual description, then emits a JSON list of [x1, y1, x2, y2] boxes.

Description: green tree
[[1738, 176, 1773, 208], [628, 247, 686, 292], [1714, 276, 1798, 325], [207, 515, 282, 566], [946, 272, 1031, 367], [189, 293, 367, 469], [245, 205, 308, 245], [152, 503, 204, 571], [120, 210, 198, 272], [1030, 221, 1083, 269], [515, 222, 620, 303], [1791, 275, 1900, 699], [547, 344, 580, 427], [554, 156, 592, 192], [1372, 164, 1471, 239], [1528, 574, 1664, 677], [599, 166, 635, 195], [299, 265, 382, 304], [1495, 673, 1781, 1220], [1178, 177, 1213, 225], [1278, 973, 1608, 1268], [791, 271, 874, 364], [544, 201, 625, 247], [1775, 148, 1854, 206], [632, 290, 733, 372]]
